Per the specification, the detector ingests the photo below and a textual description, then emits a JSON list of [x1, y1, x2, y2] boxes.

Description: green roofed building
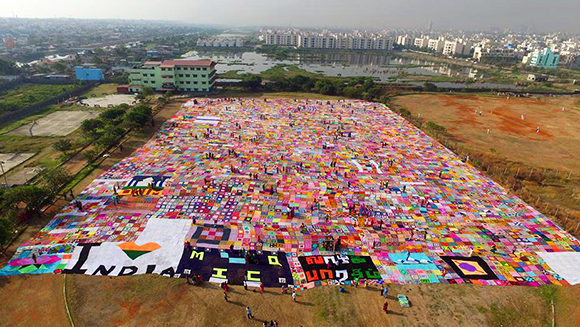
[[129, 60, 216, 93]]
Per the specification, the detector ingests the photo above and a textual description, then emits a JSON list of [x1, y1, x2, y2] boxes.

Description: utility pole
[[0, 161, 8, 188]]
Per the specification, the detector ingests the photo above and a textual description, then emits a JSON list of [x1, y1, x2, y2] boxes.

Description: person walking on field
[[246, 306, 254, 319], [383, 301, 388, 314], [260, 281, 265, 294]]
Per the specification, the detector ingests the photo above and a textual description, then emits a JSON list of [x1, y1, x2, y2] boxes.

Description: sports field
[[2, 98, 580, 291], [391, 94, 580, 174]]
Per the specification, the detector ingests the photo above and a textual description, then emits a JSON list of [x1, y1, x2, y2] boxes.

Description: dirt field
[[391, 93, 580, 233], [1, 273, 579, 327], [391, 94, 580, 174]]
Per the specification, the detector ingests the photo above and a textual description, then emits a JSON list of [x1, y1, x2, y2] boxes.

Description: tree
[[0, 58, 20, 75], [241, 75, 263, 91], [99, 108, 126, 125], [3, 186, 50, 214], [52, 139, 72, 154], [0, 215, 15, 246], [81, 118, 105, 138], [314, 80, 336, 95], [142, 87, 154, 97], [96, 126, 125, 149], [124, 104, 153, 129], [342, 86, 364, 99], [40, 166, 71, 197], [423, 82, 438, 92]]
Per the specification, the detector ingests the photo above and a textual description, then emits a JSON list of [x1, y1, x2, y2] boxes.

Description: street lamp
[[0, 161, 8, 188]]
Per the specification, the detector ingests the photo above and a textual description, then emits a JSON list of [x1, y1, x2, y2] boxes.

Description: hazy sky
[[2, 0, 580, 32]]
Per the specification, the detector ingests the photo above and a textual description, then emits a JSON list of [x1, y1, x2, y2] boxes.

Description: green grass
[[209, 89, 347, 100], [0, 84, 78, 115], [260, 64, 324, 79], [216, 70, 244, 79], [82, 83, 119, 98], [0, 104, 60, 135], [0, 134, 56, 153]]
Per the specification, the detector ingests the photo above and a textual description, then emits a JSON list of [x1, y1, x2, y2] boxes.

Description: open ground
[[391, 94, 580, 174], [390, 93, 580, 235], [8, 111, 100, 136]]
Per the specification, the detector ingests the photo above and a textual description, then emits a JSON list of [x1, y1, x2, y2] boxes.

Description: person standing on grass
[[383, 286, 388, 298], [292, 288, 297, 302], [260, 281, 265, 294], [246, 306, 254, 319], [383, 301, 388, 314]]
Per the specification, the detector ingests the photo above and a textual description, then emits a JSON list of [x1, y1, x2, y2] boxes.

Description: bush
[[82, 149, 99, 162], [142, 87, 154, 97], [426, 121, 448, 136], [241, 75, 263, 91], [423, 82, 438, 92], [52, 139, 72, 154]]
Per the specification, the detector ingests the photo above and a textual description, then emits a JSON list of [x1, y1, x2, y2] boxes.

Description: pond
[[182, 50, 519, 89]]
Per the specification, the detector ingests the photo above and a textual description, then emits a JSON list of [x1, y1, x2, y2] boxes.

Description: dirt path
[[0, 100, 184, 267]]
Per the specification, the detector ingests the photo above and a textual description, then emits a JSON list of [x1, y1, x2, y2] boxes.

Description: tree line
[[0, 103, 154, 248]]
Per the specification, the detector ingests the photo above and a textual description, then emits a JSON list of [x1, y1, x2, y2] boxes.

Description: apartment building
[[473, 46, 520, 61], [414, 36, 430, 48], [197, 37, 244, 48], [260, 29, 394, 50], [443, 39, 471, 56], [129, 60, 216, 93], [396, 35, 414, 47], [522, 48, 560, 68], [428, 37, 445, 53]]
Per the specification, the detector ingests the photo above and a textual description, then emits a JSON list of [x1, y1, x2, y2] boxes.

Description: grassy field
[[0, 84, 78, 115], [208, 90, 347, 100], [82, 83, 119, 98], [390, 93, 580, 235], [218, 64, 349, 82]]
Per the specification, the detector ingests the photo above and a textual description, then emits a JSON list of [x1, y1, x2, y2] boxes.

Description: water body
[[182, 50, 518, 89]]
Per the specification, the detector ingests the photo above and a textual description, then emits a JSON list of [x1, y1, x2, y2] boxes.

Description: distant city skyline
[[2, 0, 580, 33]]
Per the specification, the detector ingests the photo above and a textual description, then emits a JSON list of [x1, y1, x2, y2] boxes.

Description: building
[[473, 46, 520, 61], [197, 37, 245, 48], [75, 65, 104, 81], [522, 48, 560, 68], [560, 54, 580, 69], [396, 35, 414, 47], [414, 36, 430, 48], [527, 74, 548, 82], [428, 38, 445, 53], [443, 39, 471, 56], [260, 29, 393, 51], [129, 60, 216, 93]]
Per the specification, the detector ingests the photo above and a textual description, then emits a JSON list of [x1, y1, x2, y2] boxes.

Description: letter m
[[190, 251, 204, 261]]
